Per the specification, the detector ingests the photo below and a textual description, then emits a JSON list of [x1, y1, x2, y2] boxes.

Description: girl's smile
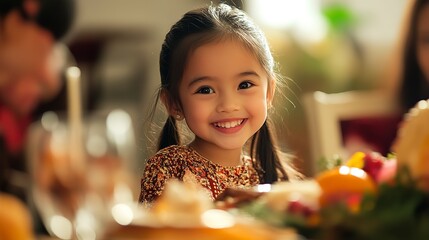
[[212, 118, 247, 134]]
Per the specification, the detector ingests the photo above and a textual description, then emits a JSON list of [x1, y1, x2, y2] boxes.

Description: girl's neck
[[189, 139, 243, 167]]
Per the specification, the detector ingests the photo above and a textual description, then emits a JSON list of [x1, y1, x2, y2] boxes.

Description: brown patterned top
[[139, 145, 260, 204]]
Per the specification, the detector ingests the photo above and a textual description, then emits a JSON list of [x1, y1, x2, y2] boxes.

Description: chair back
[[303, 90, 401, 175]]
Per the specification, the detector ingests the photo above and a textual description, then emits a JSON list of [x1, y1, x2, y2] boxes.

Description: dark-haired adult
[[383, 0, 429, 111], [0, 1, 75, 232]]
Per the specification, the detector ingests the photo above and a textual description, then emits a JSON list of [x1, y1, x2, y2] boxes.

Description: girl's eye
[[238, 81, 254, 89], [195, 86, 214, 94]]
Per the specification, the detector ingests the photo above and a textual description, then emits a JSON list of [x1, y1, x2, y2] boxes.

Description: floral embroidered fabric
[[139, 145, 260, 204]]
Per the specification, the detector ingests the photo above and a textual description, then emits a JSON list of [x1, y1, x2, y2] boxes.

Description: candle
[[66, 66, 85, 172]]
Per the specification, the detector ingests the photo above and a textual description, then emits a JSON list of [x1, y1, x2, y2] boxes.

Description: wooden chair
[[302, 90, 401, 175]]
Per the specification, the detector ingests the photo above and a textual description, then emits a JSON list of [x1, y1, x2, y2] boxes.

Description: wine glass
[[27, 109, 140, 239]]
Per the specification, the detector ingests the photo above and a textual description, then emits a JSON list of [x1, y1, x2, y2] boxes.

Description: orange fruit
[[0, 193, 35, 240], [316, 166, 376, 210]]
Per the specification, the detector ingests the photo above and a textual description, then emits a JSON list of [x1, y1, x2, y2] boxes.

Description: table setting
[[107, 99, 429, 240], [20, 66, 139, 240], [2, 64, 429, 239]]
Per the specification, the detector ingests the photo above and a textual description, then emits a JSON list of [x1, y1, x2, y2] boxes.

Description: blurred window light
[[247, 0, 327, 43]]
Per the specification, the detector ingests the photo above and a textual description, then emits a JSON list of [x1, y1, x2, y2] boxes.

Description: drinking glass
[[27, 110, 140, 239]]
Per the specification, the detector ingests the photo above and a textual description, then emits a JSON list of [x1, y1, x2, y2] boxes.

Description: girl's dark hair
[[156, 3, 293, 182], [0, 0, 75, 40], [399, 0, 429, 111], [250, 121, 289, 183]]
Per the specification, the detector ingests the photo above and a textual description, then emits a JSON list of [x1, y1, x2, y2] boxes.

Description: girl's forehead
[[187, 38, 262, 67], [190, 37, 253, 55], [185, 39, 263, 73]]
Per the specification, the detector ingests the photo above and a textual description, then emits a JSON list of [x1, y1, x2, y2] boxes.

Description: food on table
[[393, 99, 429, 190], [111, 180, 300, 240], [0, 193, 35, 240], [149, 179, 213, 228], [215, 186, 265, 209], [316, 166, 376, 210], [346, 151, 397, 184], [217, 99, 429, 239], [376, 157, 397, 184], [257, 181, 321, 213]]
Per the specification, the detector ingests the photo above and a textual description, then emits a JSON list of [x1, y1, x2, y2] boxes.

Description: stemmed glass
[[27, 109, 139, 239]]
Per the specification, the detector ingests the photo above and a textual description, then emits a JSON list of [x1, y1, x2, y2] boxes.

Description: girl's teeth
[[214, 120, 243, 128]]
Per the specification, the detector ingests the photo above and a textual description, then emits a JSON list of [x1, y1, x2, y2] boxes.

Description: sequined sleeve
[[139, 146, 186, 204]]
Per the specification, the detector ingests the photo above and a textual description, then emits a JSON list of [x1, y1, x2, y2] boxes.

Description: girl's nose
[[216, 93, 239, 113]]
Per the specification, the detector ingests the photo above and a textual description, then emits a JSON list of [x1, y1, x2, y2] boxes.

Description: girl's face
[[178, 39, 274, 151], [417, 3, 429, 82]]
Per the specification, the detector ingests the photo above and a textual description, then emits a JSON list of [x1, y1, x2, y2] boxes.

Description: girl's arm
[[139, 149, 185, 204]]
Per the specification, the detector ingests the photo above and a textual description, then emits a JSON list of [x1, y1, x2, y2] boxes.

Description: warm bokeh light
[[106, 109, 132, 145], [41, 111, 59, 131], [247, 0, 327, 43], [50, 215, 72, 240], [111, 203, 134, 226], [201, 209, 235, 229], [256, 184, 272, 192], [66, 66, 81, 80], [86, 134, 107, 157]]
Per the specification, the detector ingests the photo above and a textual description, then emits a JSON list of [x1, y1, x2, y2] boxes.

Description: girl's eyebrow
[[187, 71, 261, 88], [238, 71, 260, 79], [187, 76, 212, 88]]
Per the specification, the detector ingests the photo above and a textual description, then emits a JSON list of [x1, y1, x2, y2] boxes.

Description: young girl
[[139, 3, 300, 204]]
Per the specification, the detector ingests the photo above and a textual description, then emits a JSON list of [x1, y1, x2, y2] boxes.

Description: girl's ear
[[267, 78, 276, 107], [160, 89, 184, 120]]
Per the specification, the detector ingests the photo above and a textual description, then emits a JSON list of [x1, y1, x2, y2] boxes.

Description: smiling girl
[[139, 3, 301, 204]]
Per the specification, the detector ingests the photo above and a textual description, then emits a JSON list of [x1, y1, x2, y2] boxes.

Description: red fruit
[[363, 152, 385, 181], [377, 159, 397, 184], [287, 200, 315, 217]]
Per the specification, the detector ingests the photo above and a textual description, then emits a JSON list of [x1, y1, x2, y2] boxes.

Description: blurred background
[[56, 0, 407, 177]]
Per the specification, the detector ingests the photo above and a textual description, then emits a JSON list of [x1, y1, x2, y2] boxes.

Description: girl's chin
[[214, 141, 248, 150]]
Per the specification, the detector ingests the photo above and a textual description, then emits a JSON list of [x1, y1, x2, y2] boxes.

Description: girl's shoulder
[[148, 145, 193, 163], [155, 144, 191, 155]]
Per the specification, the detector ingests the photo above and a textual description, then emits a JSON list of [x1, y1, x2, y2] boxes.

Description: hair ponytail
[[158, 116, 181, 151], [251, 121, 289, 183]]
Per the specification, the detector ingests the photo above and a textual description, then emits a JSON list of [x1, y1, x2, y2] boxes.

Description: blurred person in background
[[0, 0, 75, 234], [342, 0, 429, 158], [388, 0, 429, 113], [395, 0, 429, 111]]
